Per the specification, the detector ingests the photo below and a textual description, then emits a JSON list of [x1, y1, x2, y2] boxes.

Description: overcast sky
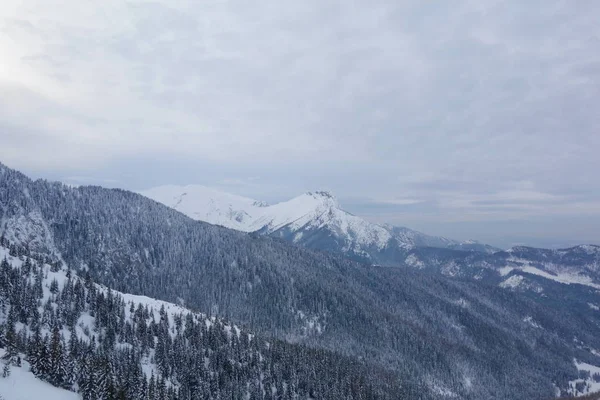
[[1, 0, 599, 248]]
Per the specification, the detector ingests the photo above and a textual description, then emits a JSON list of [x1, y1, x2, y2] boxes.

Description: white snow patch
[[429, 382, 458, 398], [567, 360, 600, 397], [293, 232, 304, 243], [500, 275, 524, 289], [453, 298, 469, 309], [290, 310, 325, 339], [405, 254, 425, 269], [499, 266, 514, 277], [523, 316, 542, 329], [140, 185, 263, 232], [441, 262, 461, 277], [0, 351, 79, 400], [499, 262, 600, 289]]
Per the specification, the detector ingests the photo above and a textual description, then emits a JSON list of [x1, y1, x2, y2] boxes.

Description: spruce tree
[[49, 326, 68, 388]]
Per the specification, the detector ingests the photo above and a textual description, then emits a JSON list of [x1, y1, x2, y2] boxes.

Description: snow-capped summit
[[141, 186, 393, 252], [306, 190, 337, 202], [140, 184, 264, 231], [252, 191, 394, 254], [140, 184, 502, 266], [248, 191, 343, 233]]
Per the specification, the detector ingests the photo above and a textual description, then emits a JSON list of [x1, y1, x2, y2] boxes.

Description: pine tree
[[68, 324, 79, 359], [2, 310, 18, 365], [33, 269, 44, 299], [96, 356, 116, 400], [48, 326, 69, 388], [157, 376, 167, 400], [27, 326, 41, 376], [148, 372, 156, 400], [79, 351, 98, 400], [34, 334, 52, 381], [137, 373, 148, 400]]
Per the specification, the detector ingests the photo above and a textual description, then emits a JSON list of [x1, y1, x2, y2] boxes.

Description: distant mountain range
[[142, 184, 600, 293], [141, 185, 501, 264]]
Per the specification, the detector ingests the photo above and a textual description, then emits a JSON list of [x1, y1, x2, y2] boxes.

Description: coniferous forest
[[0, 239, 405, 399]]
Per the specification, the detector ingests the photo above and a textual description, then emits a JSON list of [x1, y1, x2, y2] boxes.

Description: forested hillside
[[0, 241, 404, 399]]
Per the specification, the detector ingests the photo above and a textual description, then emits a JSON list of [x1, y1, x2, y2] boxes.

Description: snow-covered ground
[[499, 262, 600, 289], [0, 351, 79, 400], [567, 359, 600, 397], [499, 274, 545, 293], [140, 184, 265, 231], [499, 275, 525, 289]]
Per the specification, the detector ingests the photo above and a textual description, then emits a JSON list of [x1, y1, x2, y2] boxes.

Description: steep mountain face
[[141, 185, 499, 266], [3, 162, 600, 399]]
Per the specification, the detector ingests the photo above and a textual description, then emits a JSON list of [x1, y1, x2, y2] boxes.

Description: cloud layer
[[1, 0, 599, 247]]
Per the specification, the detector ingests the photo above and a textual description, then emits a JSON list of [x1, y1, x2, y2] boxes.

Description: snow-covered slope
[[250, 191, 394, 252], [140, 187, 402, 258], [0, 350, 79, 400], [499, 245, 600, 289], [567, 359, 600, 397], [140, 184, 268, 231], [140, 186, 389, 247], [499, 263, 600, 290]]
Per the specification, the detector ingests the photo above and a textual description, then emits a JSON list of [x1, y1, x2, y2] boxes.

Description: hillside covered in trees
[[0, 241, 406, 399]]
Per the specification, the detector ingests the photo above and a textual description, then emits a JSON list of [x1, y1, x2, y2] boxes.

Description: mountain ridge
[[140, 184, 501, 264]]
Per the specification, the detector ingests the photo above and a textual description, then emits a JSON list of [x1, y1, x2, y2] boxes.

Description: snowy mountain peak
[[246, 190, 345, 234], [305, 190, 337, 201], [140, 184, 501, 264], [140, 184, 262, 231], [294, 191, 339, 209], [141, 185, 393, 250]]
